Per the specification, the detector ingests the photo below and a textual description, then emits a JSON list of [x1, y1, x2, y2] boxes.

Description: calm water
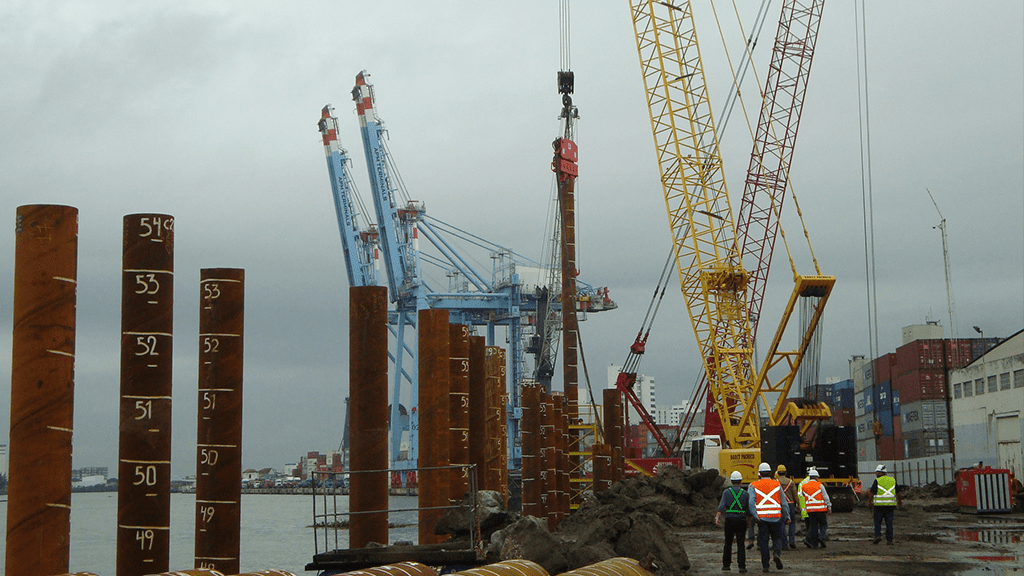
[[0, 492, 421, 575]]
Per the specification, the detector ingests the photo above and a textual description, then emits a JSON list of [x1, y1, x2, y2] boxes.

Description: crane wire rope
[[709, 0, 821, 276], [855, 0, 880, 363], [717, 0, 776, 137]]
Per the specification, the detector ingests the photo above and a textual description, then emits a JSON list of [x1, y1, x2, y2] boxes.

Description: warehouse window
[[1001, 372, 1011, 390], [976, 379, 985, 395], [964, 381, 973, 397], [1015, 369, 1024, 388], [954, 383, 962, 399], [988, 375, 998, 393]]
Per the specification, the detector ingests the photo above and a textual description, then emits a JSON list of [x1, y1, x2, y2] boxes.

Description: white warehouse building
[[949, 328, 1024, 476]]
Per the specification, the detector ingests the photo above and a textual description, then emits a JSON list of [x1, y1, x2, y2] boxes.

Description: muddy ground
[[482, 468, 1024, 576], [681, 499, 1023, 575]]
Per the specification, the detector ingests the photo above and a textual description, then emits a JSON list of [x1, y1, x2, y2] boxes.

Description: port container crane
[[318, 105, 380, 288], [320, 71, 617, 479], [629, 0, 834, 479]]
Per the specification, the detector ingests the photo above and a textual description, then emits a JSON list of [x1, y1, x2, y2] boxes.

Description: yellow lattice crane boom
[[629, 0, 835, 480]]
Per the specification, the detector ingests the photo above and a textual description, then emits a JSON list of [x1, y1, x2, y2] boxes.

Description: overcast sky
[[1, 1, 1022, 477]]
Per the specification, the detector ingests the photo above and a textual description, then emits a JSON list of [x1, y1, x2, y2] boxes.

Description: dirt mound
[[488, 466, 723, 575], [899, 481, 956, 500]]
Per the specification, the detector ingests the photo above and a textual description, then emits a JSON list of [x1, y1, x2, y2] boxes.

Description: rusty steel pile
[[4, 205, 293, 576]]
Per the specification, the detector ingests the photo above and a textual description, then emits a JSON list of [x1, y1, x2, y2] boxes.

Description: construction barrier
[[860, 455, 954, 488]]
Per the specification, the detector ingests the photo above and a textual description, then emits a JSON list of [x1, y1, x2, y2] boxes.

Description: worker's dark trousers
[[805, 511, 827, 547], [873, 506, 895, 542], [757, 520, 785, 569], [786, 503, 798, 544], [722, 516, 747, 570]]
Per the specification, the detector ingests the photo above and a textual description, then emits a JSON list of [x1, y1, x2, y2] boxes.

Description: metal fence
[[860, 454, 955, 487]]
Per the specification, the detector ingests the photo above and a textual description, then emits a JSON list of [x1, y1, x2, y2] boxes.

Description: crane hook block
[[558, 70, 575, 95]]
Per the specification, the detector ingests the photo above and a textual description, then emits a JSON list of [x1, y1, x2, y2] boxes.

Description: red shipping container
[[834, 408, 854, 427], [877, 436, 896, 461], [893, 368, 948, 404], [875, 353, 896, 385], [944, 340, 974, 370]]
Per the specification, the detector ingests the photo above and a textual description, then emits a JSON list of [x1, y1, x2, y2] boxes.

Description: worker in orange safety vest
[[799, 468, 832, 549], [776, 464, 798, 549], [748, 462, 790, 573]]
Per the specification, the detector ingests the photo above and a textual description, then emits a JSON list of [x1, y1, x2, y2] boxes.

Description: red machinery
[[956, 466, 1013, 514]]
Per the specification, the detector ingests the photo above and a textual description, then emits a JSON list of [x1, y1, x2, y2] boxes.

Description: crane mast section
[[319, 106, 379, 288], [737, 0, 825, 337], [631, 0, 758, 446]]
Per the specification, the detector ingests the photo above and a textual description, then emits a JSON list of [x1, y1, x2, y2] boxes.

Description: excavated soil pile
[[899, 481, 957, 500], [487, 466, 723, 576]]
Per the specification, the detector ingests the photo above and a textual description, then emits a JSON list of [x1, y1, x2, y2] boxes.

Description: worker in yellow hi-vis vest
[[867, 464, 901, 544]]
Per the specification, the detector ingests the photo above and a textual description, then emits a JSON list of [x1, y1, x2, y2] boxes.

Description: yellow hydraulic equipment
[[629, 0, 834, 481]]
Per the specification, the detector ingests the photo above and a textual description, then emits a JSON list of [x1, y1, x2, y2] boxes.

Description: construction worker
[[748, 462, 790, 573], [800, 468, 831, 548], [775, 464, 798, 549], [797, 469, 813, 535], [715, 470, 751, 573], [867, 464, 901, 544]]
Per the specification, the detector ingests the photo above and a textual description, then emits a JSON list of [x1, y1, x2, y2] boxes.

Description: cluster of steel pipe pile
[[347, 288, 510, 547], [4, 205, 290, 576], [520, 386, 626, 530]]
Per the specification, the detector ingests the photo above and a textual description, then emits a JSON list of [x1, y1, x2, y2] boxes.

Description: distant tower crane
[[927, 188, 961, 366]]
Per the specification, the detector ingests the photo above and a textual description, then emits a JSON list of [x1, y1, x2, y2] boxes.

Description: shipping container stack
[[804, 383, 834, 406], [830, 379, 855, 426], [853, 357, 876, 462], [850, 333, 984, 465], [891, 338, 973, 458]]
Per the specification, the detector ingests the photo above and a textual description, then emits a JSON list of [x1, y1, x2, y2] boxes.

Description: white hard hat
[[730, 471, 743, 481], [808, 468, 819, 477], [875, 464, 886, 473], [758, 462, 772, 473]]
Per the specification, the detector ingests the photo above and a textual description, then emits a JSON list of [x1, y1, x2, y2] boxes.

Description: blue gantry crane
[[319, 71, 616, 482]]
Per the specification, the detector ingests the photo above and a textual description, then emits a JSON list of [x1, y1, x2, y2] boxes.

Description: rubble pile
[[484, 466, 722, 575], [899, 481, 957, 500]]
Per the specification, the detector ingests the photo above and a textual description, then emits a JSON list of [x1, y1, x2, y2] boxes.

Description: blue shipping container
[[891, 390, 901, 416], [874, 381, 892, 409], [833, 378, 854, 392], [876, 407, 894, 436], [836, 388, 855, 410]]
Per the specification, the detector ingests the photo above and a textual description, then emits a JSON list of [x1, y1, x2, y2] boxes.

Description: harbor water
[[0, 492, 420, 575]]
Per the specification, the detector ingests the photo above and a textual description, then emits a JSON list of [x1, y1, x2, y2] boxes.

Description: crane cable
[[855, 0, 880, 362], [707, 0, 821, 277]]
